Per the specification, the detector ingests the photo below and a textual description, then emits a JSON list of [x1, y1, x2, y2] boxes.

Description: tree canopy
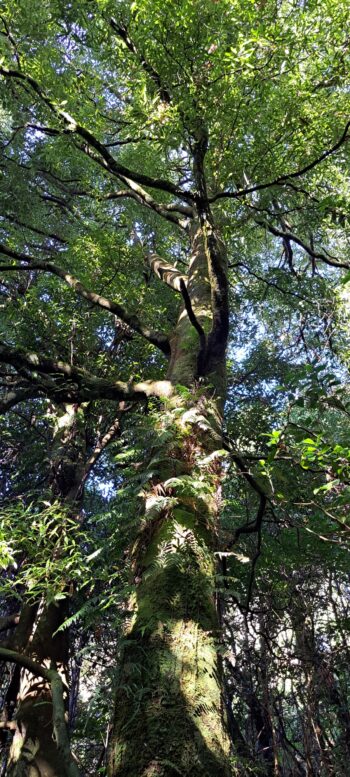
[[0, 1, 350, 775]]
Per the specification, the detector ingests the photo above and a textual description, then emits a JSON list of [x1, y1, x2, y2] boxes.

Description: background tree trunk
[[6, 404, 86, 776]]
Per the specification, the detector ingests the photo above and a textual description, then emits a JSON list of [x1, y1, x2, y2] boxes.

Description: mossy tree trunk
[[6, 404, 86, 777], [109, 207, 233, 776]]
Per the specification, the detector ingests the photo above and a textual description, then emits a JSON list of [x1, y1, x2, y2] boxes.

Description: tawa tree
[[0, 0, 349, 774]]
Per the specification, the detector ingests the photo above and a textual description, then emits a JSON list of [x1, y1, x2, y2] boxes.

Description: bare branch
[[147, 252, 188, 292], [231, 261, 313, 303], [256, 221, 350, 270]]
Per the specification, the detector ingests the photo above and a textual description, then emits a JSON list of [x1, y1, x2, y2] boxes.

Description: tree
[[0, 0, 350, 775]]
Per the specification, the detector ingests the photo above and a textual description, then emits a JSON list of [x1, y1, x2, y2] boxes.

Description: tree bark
[[6, 604, 72, 777], [292, 603, 337, 777], [5, 404, 86, 776], [108, 219, 232, 776]]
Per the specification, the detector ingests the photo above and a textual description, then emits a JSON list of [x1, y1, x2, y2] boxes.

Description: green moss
[[112, 618, 231, 776], [181, 326, 201, 354], [111, 391, 231, 776]]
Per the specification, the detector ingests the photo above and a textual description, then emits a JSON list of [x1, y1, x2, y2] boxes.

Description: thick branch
[[0, 344, 173, 408], [0, 721, 17, 730], [0, 386, 41, 413], [211, 120, 350, 203], [0, 243, 170, 355], [203, 221, 229, 369], [109, 18, 171, 104], [179, 278, 207, 377], [0, 614, 20, 634], [105, 179, 190, 228], [0, 66, 194, 203], [147, 252, 188, 292], [0, 646, 50, 679], [0, 647, 80, 777], [50, 671, 81, 777]]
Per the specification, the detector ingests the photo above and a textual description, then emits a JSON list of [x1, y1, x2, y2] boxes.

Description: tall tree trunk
[[108, 218, 232, 776], [5, 404, 86, 776], [6, 603, 71, 777], [292, 604, 336, 777], [258, 619, 281, 777]]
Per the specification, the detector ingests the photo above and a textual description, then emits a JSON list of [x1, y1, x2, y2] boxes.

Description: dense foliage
[[0, 1, 350, 775]]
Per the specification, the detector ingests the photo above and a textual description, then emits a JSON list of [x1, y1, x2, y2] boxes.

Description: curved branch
[[229, 494, 267, 547], [232, 261, 313, 303], [0, 646, 50, 679], [0, 66, 194, 204], [0, 243, 170, 355], [0, 647, 81, 777], [105, 180, 190, 229], [0, 386, 42, 414], [0, 343, 174, 408], [230, 452, 268, 501], [256, 221, 350, 270], [146, 252, 188, 292], [210, 120, 350, 203]]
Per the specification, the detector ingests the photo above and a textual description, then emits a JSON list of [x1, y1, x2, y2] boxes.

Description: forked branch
[[0, 66, 194, 204]]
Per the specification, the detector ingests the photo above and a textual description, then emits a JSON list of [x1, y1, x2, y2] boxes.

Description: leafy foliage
[[0, 0, 350, 774]]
